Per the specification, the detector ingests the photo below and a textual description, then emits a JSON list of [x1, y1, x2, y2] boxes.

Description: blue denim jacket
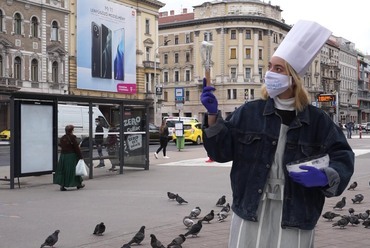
[[203, 98, 354, 230]]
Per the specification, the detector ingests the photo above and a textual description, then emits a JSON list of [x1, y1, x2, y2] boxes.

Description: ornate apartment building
[[158, 0, 369, 124]]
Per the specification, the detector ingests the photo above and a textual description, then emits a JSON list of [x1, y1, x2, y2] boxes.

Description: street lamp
[[154, 39, 170, 126]]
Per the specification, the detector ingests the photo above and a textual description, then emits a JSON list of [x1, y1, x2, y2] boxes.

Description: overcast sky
[[159, 0, 370, 55]]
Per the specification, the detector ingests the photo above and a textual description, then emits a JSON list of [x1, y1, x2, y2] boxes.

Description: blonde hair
[[261, 61, 310, 112]]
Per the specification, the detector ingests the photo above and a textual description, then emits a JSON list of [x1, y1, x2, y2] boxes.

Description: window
[[31, 17, 38, 37], [52, 61, 58, 83], [186, 52, 190, 62], [245, 48, 251, 59], [245, 68, 251, 78], [259, 67, 263, 80], [174, 53, 179, 63], [227, 89, 237, 99], [175, 35, 179, 44], [258, 30, 263, 40], [0, 55, 3, 76], [164, 54, 168, 64], [185, 69, 191, 82], [204, 31, 213, 41], [231, 30, 236, 40], [174, 71, 179, 82], [31, 59, 38, 81], [0, 10, 3, 32], [51, 21, 59, 41], [245, 30, 251, 39], [163, 71, 168, 83], [146, 47, 150, 61], [14, 57, 21, 79], [185, 33, 190, 43], [231, 68, 237, 79], [185, 90, 190, 101], [230, 48, 237, 59], [145, 19, 150, 34], [258, 49, 263, 60], [14, 13, 22, 35], [273, 33, 278, 43]]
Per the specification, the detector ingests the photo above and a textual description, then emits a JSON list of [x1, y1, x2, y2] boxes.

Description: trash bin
[[176, 136, 185, 151]]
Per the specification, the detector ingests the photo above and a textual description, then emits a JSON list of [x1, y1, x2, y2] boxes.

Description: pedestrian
[[154, 119, 170, 159], [94, 118, 105, 168], [106, 126, 119, 171], [201, 20, 354, 248], [55, 125, 85, 191], [346, 121, 354, 139]]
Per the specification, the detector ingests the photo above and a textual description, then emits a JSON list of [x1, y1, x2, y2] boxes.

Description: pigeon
[[363, 219, 370, 228], [167, 192, 177, 200], [333, 197, 346, 210], [167, 245, 182, 248], [347, 181, 358, 190], [322, 211, 340, 221], [217, 210, 229, 222], [125, 226, 145, 246], [121, 244, 131, 248], [93, 222, 106, 236], [216, 195, 226, 207], [150, 234, 165, 248], [332, 216, 349, 228], [358, 210, 370, 220], [183, 216, 194, 228], [202, 210, 215, 223], [190, 207, 201, 219], [40, 230, 60, 248], [184, 220, 203, 237], [351, 194, 364, 204], [348, 214, 360, 225], [348, 208, 355, 215], [175, 194, 188, 204], [167, 234, 186, 247], [221, 203, 231, 213]]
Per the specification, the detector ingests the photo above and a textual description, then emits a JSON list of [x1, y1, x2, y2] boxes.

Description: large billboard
[[77, 0, 137, 94]]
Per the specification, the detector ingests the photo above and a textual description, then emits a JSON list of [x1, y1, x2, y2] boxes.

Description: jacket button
[[272, 141, 277, 145], [266, 164, 271, 168], [258, 189, 263, 193]]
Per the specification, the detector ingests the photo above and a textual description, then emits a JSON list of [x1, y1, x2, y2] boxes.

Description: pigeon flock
[[39, 194, 231, 248], [322, 181, 370, 230]]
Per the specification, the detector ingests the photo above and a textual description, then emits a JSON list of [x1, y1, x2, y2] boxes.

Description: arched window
[[51, 21, 58, 41], [31, 17, 38, 37], [14, 13, 22, 35], [52, 61, 58, 82], [31, 59, 38, 82], [0, 10, 3, 32], [14, 57, 21, 79]]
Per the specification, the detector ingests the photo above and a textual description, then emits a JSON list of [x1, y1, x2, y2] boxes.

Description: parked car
[[149, 123, 160, 144], [172, 122, 203, 145], [0, 129, 10, 140]]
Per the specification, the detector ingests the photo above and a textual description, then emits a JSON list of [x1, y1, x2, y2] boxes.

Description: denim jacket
[[203, 98, 354, 230]]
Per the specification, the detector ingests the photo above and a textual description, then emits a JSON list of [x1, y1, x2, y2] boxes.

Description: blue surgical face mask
[[264, 71, 292, 98]]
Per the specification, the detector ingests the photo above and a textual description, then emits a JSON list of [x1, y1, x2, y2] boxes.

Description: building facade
[[0, 0, 69, 130]]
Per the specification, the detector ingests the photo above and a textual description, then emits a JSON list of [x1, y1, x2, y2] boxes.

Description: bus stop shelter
[[5, 91, 152, 189]]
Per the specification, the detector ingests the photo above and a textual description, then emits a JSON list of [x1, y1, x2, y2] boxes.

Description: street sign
[[155, 86, 162, 95], [175, 87, 184, 98]]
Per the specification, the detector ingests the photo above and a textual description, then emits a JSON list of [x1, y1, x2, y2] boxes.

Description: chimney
[[170, 10, 175, 16], [183, 8, 187, 14], [160, 11, 168, 17]]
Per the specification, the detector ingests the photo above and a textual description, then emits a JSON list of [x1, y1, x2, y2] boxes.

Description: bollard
[[359, 127, 362, 139]]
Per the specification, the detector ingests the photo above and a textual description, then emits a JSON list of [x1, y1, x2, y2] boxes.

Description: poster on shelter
[[76, 0, 137, 94]]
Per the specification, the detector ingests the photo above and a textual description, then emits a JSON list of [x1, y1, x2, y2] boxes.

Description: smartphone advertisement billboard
[[77, 0, 137, 94]]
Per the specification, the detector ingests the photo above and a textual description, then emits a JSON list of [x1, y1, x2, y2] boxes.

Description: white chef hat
[[273, 20, 332, 76]]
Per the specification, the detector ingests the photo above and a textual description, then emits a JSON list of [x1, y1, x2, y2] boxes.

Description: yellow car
[[0, 129, 10, 140], [172, 122, 203, 145]]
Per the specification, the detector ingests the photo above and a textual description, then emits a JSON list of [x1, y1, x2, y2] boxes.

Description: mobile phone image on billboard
[[91, 22, 101, 78], [101, 24, 112, 79], [113, 28, 125, 81]]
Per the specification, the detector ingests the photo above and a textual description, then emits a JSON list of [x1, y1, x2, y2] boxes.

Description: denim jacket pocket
[[235, 133, 263, 164]]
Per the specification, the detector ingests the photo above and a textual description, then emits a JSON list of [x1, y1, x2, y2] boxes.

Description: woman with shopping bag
[[55, 125, 86, 191]]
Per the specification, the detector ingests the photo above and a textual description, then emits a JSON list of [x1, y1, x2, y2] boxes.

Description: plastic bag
[[75, 159, 88, 176]]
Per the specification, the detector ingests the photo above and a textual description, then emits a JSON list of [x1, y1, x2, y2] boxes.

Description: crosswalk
[[159, 149, 370, 167]]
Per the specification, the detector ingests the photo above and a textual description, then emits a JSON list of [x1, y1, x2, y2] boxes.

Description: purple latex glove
[[200, 77, 218, 114], [289, 165, 328, 187]]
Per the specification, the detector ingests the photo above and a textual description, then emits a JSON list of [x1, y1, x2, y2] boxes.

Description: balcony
[[0, 77, 21, 93], [143, 61, 160, 69]]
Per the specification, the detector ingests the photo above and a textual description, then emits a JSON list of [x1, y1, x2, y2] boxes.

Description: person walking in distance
[[201, 20, 354, 248], [94, 118, 105, 168], [154, 119, 170, 159]]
